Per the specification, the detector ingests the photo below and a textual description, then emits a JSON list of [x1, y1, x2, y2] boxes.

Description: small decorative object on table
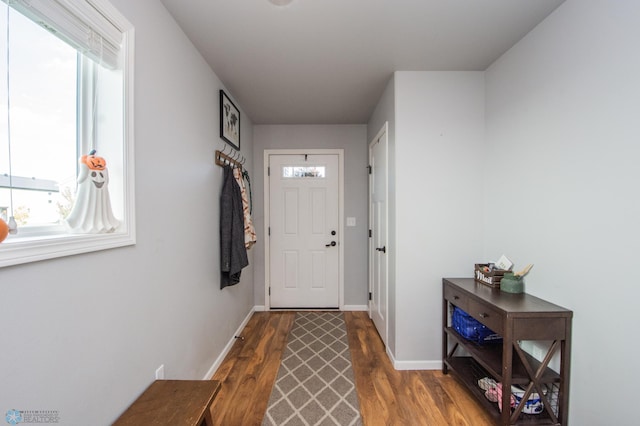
[[494, 254, 513, 271], [500, 264, 533, 293], [474, 263, 508, 288], [474, 254, 514, 288]]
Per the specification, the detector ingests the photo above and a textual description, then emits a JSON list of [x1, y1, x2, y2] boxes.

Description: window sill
[[0, 228, 135, 268]]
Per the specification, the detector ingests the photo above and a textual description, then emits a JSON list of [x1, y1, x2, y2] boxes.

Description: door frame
[[368, 122, 389, 345], [263, 149, 345, 310]]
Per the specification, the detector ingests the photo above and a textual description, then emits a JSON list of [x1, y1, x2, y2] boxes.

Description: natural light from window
[[282, 166, 326, 178], [0, 5, 78, 229], [0, 0, 135, 268]]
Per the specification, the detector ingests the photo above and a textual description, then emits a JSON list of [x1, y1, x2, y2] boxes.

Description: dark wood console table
[[442, 278, 572, 425]]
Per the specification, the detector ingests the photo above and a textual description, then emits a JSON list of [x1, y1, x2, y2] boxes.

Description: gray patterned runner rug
[[262, 311, 362, 426]]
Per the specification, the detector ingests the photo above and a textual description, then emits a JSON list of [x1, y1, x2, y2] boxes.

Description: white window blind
[[3, 0, 123, 68]]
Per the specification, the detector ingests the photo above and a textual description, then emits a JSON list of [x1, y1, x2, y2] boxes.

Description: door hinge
[[368, 292, 372, 301], [268, 227, 271, 236], [269, 287, 271, 296], [368, 229, 372, 238], [267, 166, 270, 176], [367, 165, 372, 174]]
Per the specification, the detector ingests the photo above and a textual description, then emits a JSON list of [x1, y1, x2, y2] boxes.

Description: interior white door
[[269, 154, 340, 308], [369, 126, 388, 346]]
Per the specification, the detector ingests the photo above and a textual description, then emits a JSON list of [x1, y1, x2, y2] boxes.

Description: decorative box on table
[[474, 264, 508, 288]]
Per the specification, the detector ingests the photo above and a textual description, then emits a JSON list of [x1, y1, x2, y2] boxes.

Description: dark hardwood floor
[[208, 311, 494, 425]]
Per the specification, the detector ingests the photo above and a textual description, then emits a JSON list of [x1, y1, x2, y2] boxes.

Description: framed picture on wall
[[220, 90, 240, 150]]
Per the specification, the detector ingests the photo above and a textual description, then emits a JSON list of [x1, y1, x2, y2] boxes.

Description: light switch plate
[[346, 217, 356, 227]]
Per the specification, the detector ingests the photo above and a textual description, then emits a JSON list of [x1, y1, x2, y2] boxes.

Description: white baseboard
[[386, 346, 442, 371], [256, 305, 368, 312], [202, 307, 257, 380], [342, 304, 368, 311], [393, 359, 443, 370]]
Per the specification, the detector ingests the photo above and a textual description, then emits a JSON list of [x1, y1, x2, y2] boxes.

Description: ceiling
[[160, 0, 565, 125]]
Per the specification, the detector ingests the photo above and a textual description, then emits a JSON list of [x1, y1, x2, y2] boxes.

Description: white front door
[[369, 124, 388, 346], [269, 153, 340, 308]]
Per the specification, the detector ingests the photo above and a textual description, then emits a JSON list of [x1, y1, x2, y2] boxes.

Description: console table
[[442, 278, 572, 425]]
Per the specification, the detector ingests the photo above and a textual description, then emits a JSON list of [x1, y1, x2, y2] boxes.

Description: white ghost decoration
[[66, 150, 120, 233]]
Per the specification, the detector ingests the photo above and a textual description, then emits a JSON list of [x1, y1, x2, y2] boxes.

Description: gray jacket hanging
[[220, 165, 249, 288]]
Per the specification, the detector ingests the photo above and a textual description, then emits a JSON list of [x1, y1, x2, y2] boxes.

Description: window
[[0, 0, 135, 268], [0, 10, 77, 231], [282, 166, 326, 178]]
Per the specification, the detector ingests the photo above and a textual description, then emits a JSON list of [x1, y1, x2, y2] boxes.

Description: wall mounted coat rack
[[215, 147, 244, 170]]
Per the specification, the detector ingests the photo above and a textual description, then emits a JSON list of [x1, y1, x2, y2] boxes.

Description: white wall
[[0, 1, 255, 424], [484, 0, 640, 423], [252, 125, 368, 307], [371, 74, 485, 367], [383, 72, 485, 366], [367, 72, 485, 366]]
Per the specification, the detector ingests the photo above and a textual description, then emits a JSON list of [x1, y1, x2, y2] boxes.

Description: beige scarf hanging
[[233, 167, 256, 249]]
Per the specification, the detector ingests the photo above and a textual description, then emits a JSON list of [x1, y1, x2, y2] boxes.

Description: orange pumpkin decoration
[[0, 218, 8, 243], [81, 150, 107, 171]]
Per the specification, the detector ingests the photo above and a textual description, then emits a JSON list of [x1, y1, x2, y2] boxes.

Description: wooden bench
[[113, 380, 221, 426]]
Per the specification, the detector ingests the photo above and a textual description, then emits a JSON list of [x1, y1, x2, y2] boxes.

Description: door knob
[[376, 246, 386, 253], [325, 241, 337, 247]]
